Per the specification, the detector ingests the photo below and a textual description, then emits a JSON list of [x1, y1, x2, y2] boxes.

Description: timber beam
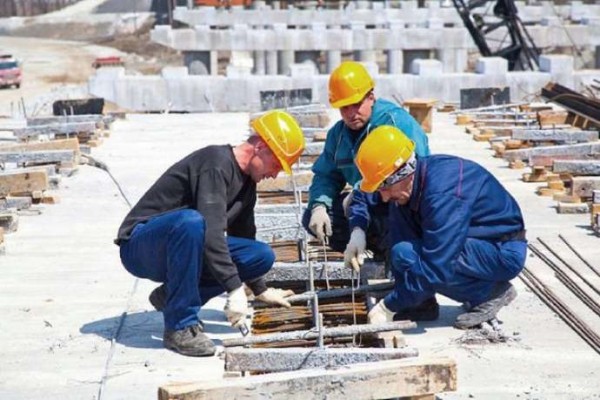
[[224, 347, 419, 373], [158, 357, 457, 400], [223, 321, 416, 348]]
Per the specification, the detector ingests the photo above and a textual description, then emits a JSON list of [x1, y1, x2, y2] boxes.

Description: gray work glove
[[224, 286, 248, 328], [343, 227, 367, 273], [368, 299, 395, 324], [255, 288, 295, 308], [308, 205, 332, 243]]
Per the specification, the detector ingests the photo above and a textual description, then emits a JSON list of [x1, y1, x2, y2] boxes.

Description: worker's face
[[249, 141, 283, 182], [378, 174, 415, 206], [339, 91, 374, 131]]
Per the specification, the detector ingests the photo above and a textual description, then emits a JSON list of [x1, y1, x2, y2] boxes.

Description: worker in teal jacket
[[302, 61, 434, 321], [348, 126, 527, 329]]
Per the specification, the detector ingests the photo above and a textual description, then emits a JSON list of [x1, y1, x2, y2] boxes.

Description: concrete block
[[161, 67, 189, 78], [475, 57, 508, 75], [288, 63, 317, 78], [386, 19, 405, 30], [426, 18, 443, 29], [226, 65, 252, 78], [539, 55, 574, 75], [410, 59, 443, 76]]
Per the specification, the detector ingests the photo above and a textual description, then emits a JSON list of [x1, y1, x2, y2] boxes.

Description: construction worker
[[302, 61, 435, 320], [348, 125, 526, 329], [115, 110, 305, 357]]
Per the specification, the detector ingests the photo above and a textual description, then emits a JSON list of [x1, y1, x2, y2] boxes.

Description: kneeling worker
[[115, 110, 305, 356], [348, 125, 526, 329]]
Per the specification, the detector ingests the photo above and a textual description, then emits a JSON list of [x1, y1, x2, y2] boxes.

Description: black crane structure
[[452, 0, 541, 71]]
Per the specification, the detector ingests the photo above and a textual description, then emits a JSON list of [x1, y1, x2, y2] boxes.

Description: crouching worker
[[115, 110, 306, 356], [348, 126, 526, 329]]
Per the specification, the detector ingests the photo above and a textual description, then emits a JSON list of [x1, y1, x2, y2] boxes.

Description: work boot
[[163, 323, 216, 357], [393, 297, 440, 322], [454, 282, 517, 330]]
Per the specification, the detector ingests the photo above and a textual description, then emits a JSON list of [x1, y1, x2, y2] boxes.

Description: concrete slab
[[0, 109, 599, 400]]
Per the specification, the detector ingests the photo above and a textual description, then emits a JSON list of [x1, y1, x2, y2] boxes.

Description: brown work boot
[[163, 323, 216, 357], [393, 297, 440, 322], [454, 282, 517, 330]]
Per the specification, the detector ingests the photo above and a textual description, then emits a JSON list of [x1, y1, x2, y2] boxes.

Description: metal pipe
[[223, 320, 417, 347]]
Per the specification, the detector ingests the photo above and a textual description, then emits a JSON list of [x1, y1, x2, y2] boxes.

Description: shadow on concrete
[[80, 309, 238, 349], [402, 304, 465, 335]]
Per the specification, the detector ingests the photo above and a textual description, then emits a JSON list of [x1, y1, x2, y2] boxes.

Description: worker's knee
[[254, 242, 275, 275], [390, 240, 421, 273], [169, 209, 206, 243]]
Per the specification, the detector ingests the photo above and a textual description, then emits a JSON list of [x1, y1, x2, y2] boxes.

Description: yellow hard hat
[[328, 61, 374, 109], [251, 110, 306, 175], [355, 125, 415, 193]]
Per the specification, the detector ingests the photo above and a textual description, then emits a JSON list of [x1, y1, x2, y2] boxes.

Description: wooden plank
[[158, 357, 457, 400], [0, 138, 80, 158], [0, 170, 48, 197], [512, 129, 597, 142], [0, 150, 74, 164]]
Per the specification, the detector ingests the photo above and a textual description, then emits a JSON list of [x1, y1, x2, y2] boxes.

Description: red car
[[0, 55, 22, 89]]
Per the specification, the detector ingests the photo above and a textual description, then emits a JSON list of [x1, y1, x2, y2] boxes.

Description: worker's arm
[[346, 188, 382, 232], [395, 192, 472, 293], [308, 129, 348, 210], [227, 192, 257, 240], [194, 168, 243, 292]]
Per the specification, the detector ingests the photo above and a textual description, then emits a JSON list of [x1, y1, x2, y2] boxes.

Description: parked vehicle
[[0, 54, 22, 89]]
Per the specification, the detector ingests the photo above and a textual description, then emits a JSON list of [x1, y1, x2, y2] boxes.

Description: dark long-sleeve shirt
[[116, 145, 264, 294]]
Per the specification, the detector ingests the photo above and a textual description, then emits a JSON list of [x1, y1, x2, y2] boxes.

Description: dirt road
[[0, 36, 122, 117]]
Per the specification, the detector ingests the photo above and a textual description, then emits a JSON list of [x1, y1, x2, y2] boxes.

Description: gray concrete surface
[[1, 106, 599, 399]]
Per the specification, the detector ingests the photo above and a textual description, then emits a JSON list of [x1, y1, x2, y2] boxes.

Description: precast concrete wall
[[153, 7, 600, 74], [88, 55, 600, 113]]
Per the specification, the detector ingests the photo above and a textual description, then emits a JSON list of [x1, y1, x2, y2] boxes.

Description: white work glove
[[368, 299, 395, 325], [308, 205, 332, 243], [224, 286, 248, 328], [255, 288, 295, 308], [343, 228, 367, 273], [342, 191, 353, 218]]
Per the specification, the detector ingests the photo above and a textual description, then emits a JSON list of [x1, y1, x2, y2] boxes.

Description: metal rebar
[[558, 234, 600, 278], [535, 238, 600, 297], [223, 320, 417, 348], [529, 243, 600, 317], [520, 268, 600, 354]]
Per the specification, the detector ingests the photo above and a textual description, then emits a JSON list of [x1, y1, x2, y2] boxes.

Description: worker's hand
[[344, 228, 367, 273], [342, 191, 353, 218], [308, 205, 332, 243], [368, 299, 395, 325], [256, 288, 295, 308], [224, 286, 248, 328]]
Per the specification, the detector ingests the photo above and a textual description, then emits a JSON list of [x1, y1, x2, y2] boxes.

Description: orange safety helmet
[[328, 61, 375, 109], [355, 125, 415, 193], [251, 110, 306, 175]]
